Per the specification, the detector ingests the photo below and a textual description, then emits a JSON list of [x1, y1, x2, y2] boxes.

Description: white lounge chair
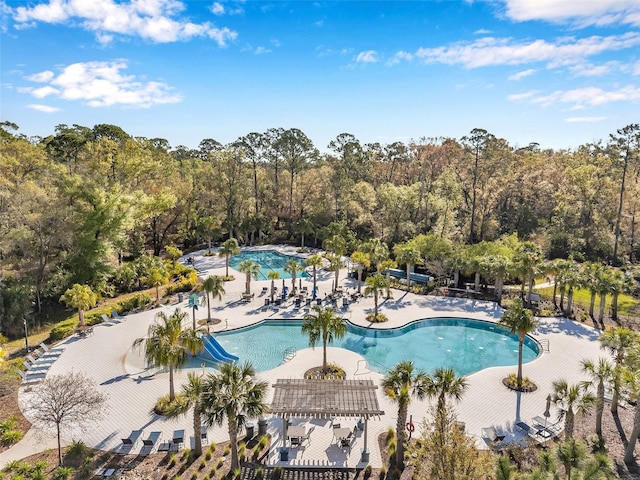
[[18, 369, 46, 383], [481, 426, 505, 443], [37, 343, 64, 356], [111, 310, 125, 320], [26, 354, 54, 366], [141, 431, 161, 454]]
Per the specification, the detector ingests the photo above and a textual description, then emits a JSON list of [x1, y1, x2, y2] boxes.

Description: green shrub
[[51, 466, 74, 480], [364, 465, 373, 479], [378, 466, 387, 480], [180, 448, 191, 461], [0, 416, 17, 433], [67, 439, 88, 458], [271, 466, 283, 480], [209, 466, 217, 477], [199, 458, 207, 470], [117, 293, 152, 313], [4, 460, 23, 471], [50, 320, 76, 341], [205, 451, 212, 460], [1, 429, 23, 446]]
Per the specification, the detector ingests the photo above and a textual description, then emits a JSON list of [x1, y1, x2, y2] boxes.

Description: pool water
[[229, 250, 309, 281], [214, 318, 540, 375]]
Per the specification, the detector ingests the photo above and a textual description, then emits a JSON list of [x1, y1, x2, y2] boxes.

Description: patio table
[[287, 425, 305, 446]]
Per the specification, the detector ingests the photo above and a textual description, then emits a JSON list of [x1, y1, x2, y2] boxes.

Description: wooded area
[[1, 121, 639, 338]]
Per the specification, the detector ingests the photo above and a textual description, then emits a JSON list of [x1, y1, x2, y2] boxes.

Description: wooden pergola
[[270, 378, 384, 462]]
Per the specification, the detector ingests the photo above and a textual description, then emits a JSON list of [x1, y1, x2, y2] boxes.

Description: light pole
[[23, 318, 29, 353]]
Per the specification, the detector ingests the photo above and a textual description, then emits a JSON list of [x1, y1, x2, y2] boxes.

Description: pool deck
[[2, 246, 605, 469]]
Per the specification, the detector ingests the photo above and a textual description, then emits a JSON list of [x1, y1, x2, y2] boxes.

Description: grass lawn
[[536, 285, 639, 316]]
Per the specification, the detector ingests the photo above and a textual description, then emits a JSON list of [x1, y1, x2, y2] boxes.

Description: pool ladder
[[283, 347, 297, 363]]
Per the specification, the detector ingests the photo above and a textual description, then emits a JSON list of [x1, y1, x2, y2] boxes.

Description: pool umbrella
[[312, 287, 317, 300], [543, 394, 551, 429]]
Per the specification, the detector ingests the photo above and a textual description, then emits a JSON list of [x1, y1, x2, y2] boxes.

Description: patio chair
[[121, 429, 143, 448], [260, 286, 268, 296], [18, 369, 46, 383], [37, 342, 64, 357], [172, 429, 185, 451], [23, 360, 50, 372], [111, 309, 125, 320], [481, 427, 505, 443], [101, 314, 114, 325], [141, 431, 161, 454], [26, 354, 54, 366], [516, 421, 550, 444]]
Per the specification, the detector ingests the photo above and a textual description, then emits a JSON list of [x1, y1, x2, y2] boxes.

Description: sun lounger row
[[19, 343, 66, 384], [120, 429, 190, 454]]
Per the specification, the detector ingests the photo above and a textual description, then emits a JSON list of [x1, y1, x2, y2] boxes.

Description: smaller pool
[[229, 250, 309, 281]]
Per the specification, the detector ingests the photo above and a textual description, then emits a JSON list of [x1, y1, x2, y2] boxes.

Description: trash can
[[258, 418, 268, 435], [245, 422, 255, 439], [279, 447, 289, 462], [178, 293, 184, 302], [360, 450, 370, 463]]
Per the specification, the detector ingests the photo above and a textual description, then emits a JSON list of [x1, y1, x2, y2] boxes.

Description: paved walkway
[[0, 246, 605, 469]]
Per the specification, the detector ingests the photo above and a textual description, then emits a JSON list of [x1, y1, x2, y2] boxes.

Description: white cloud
[[386, 50, 413, 66], [254, 46, 271, 54], [414, 32, 640, 69], [633, 60, 640, 75], [503, 0, 640, 27], [26, 70, 54, 82], [11, 0, 237, 45], [210, 2, 224, 15], [525, 85, 640, 108], [355, 50, 378, 63], [565, 116, 606, 122], [507, 90, 539, 101], [20, 61, 182, 108], [508, 68, 535, 80], [27, 103, 60, 113], [474, 28, 492, 34]]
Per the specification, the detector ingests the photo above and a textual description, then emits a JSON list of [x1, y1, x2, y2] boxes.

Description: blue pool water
[[214, 318, 540, 375], [229, 250, 309, 281]]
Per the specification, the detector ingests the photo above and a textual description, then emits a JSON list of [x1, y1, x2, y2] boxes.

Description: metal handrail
[[283, 347, 297, 362]]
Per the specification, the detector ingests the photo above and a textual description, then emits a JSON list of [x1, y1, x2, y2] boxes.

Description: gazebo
[[270, 378, 384, 463]]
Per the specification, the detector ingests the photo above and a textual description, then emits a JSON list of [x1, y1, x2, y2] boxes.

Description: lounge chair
[[260, 286, 268, 296], [120, 429, 143, 448], [532, 416, 563, 434], [101, 314, 114, 325], [37, 343, 64, 357], [26, 354, 54, 366], [23, 360, 50, 372], [172, 429, 185, 451], [516, 421, 551, 443], [111, 309, 125, 320], [18, 369, 46, 383], [481, 426, 505, 443], [141, 431, 161, 454]]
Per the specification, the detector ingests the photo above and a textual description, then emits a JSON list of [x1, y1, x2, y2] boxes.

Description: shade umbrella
[[543, 394, 551, 429]]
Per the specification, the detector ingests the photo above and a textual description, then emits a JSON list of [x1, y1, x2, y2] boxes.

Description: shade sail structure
[[270, 379, 384, 419]]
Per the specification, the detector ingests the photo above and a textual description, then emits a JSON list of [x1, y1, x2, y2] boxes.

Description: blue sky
[[2, 0, 640, 150]]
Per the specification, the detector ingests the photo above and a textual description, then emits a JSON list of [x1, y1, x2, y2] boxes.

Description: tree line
[[0, 121, 639, 337]]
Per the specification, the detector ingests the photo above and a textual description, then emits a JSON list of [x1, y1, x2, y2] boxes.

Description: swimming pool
[[229, 250, 309, 281], [214, 318, 540, 375]]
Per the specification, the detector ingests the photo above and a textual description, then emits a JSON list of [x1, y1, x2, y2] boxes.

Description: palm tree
[[350, 250, 370, 294], [301, 306, 347, 373], [267, 270, 281, 303], [238, 259, 260, 295], [551, 379, 595, 440], [495, 455, 517, 480], [561, 262, 583, 318], [429, 367, 468, 414], [480, 254, 511, 306], [306, 254, 323, 297], [363, 238, 389, 272], [595, 266, 614, 326], [380, 258, 397, 298], [219, 238, 240, 277], [394, 243, 423, 290], [513, 241, 544, 306], [582, 262, 601, 320], [284, 259, 304, 295], [143, 267, 170, 303], [581, 357, 613, 438], [610, 268, 633, 323], [599, 326, 639, 414], [200, 361, 268, 471], [555, 438, 587, 480], [60, 284, 98, 326], [198, 275, 225, 323], [132, 309, 204, 401], [622, 347, 640, 465], [165, 372, 205, 457], [324, 234, 347, 292], [382, 361, 431, 469], [364, 274, 389, 321], [499, 298, 538, 390]]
